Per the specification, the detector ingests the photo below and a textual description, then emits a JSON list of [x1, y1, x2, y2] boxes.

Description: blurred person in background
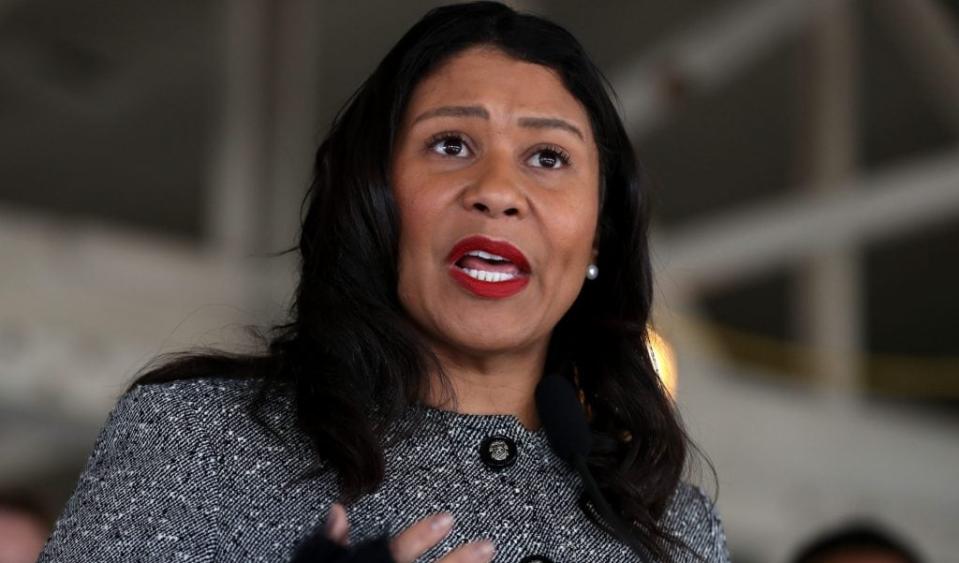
[[0, 491, 51, 563], [35, 2, 729, 562], [791, 521, 923, 563]]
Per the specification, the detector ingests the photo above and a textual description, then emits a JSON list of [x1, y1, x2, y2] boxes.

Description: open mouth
[[454, 249, 524, 281], [446, 235, 531, 298]]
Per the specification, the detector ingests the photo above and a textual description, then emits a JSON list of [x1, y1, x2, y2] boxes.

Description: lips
[[446, 235, 531, 299]]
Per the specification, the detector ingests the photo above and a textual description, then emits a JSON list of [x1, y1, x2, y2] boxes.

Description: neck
[[421, 340, 548, 432]]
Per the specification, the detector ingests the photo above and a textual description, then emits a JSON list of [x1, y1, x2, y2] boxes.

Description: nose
[[460, 151, 529, 218]]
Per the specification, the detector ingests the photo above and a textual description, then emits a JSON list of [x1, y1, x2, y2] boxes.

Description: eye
[[427, 132, 472, 158], [527, 145, 571, 169]]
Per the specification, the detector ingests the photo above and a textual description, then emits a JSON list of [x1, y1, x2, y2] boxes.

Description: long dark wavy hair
[[132, 1, 712, 560]]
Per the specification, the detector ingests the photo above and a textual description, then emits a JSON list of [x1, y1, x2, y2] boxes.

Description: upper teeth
[[466, 250, 507, 262]]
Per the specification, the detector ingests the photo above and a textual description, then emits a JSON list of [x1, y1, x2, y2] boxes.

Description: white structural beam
[[611, 0, 811, 138], [204, 0, 323, 321], [796, 0, 862, 394], [262, 0, 324, 313], [205, 0, 271, 259], [652, 148, 959, 292], [874, 0, 959, 132]]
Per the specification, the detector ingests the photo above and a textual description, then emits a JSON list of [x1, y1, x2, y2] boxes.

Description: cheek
[[392, 165, 418, 229], [552, 196, 598, 266], [533, 198, 598, 315], [395, 181, 445, 269], [393, 167, 448, 307]]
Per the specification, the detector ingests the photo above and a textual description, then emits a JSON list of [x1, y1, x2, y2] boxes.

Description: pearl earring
[[586, 264, 599, 280]]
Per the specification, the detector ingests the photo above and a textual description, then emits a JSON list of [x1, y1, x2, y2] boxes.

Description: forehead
[[402, 46, 592, 132]]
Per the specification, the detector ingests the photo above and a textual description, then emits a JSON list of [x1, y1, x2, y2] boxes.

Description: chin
[[439, 321, 541, 356]]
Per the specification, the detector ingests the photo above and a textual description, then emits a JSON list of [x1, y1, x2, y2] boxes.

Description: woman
[[38, 2, 730, 562]]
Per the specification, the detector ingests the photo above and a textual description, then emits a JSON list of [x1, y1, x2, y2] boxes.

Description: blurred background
[[1, 0, 957, 561]]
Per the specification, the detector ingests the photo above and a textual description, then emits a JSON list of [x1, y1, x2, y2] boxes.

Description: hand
[[324, 502, 496, 563]]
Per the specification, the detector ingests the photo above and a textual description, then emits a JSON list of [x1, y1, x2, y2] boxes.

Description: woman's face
[[392, 46, 600, 358]]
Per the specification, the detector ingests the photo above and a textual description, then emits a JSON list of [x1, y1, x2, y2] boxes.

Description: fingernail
[[473, 540, 495, 558], [431, 512, 453, 531]]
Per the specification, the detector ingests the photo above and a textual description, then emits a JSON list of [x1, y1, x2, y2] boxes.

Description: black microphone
[[535, 371, 653, 563]]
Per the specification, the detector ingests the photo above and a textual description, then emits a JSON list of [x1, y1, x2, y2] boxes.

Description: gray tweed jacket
[[38, 377, 731, 562]]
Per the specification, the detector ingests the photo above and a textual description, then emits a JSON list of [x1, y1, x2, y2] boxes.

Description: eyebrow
[[411, 105, 585, 141], [517, 116, 584, 140]]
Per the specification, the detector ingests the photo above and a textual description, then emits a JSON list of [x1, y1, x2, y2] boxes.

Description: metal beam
[[874, 0, 959, 132], [652, 148, 959, 291], [796, 0, 862, 394], [611, 0, 811, 138]]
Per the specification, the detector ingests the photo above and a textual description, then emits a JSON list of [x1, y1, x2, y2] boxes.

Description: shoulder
[[102, 376, 314, 472], [128, 375, 259, 417], [90, 378, 256, 455], [82, 377, 255, 460], [659, 481, 732, 562], [37, 376, 308, 562], [118, 376, 264, 419]]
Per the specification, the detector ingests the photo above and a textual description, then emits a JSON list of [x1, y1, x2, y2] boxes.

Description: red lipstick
[[446, 235, 531, 299]]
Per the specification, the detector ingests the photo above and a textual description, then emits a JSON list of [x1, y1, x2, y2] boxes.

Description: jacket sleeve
[[692, 485, 732, 562], [662, 483, 732, 563], [37, 383, 221, 562]]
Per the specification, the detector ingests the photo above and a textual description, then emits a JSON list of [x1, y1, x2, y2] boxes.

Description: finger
[[324, 502, 351, 547], [389, 512, 455, 563], [330, 503, 350, 546], [436, 539, 496, 563]]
